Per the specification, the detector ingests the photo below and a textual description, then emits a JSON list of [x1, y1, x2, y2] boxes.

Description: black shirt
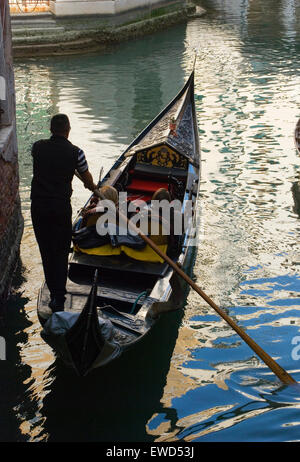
[[31, 135, 88, 202]]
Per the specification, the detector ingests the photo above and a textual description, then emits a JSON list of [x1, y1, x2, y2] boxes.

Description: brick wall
[[0, 157, 19, 239], [0, 1, 23, 311]]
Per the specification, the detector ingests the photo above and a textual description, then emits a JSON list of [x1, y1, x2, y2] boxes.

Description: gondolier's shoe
[[49, 297, 65, 313], [39, 306, 53, 321]]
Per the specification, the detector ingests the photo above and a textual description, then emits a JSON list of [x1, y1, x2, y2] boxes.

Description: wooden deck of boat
[[38, 280, 155, 346], [38, 278, 157, 317]]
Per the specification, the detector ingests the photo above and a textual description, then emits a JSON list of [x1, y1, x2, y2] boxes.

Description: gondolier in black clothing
[[31, 114, 98, 312]]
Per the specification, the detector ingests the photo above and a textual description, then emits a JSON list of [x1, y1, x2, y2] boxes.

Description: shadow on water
[[40, 309, 184, 442], [0, 260, 33, 442]]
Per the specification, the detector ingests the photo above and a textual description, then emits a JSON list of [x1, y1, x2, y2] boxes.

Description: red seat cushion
[[127, 178, 169, 194]]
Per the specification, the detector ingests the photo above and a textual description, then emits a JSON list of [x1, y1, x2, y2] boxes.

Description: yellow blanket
[[75, 218, 169, 263], [74, 243, 168, 263]]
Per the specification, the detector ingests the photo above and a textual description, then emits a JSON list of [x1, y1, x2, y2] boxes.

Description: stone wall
[[50, 0, 178, 17], [0, 1, 23, 313]]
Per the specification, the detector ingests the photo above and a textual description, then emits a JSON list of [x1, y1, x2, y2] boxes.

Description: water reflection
[[0, 263, 33, 442], [40, 311, 183, 442]]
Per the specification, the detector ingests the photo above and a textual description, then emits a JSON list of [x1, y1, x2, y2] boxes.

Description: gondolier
[[31, 114, 98, 312]]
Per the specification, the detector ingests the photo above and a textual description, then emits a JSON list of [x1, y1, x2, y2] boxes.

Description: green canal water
[[1, 0, 300, 442]]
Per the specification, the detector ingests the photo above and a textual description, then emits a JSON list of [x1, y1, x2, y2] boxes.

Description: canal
[[1, 0, 300, 442]]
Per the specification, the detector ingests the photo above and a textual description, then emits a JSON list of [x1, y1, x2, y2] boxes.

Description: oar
[[76, 174, 297, 386]]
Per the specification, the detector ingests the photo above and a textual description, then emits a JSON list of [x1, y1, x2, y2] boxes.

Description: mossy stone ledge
[[12, 4, 204, 58]]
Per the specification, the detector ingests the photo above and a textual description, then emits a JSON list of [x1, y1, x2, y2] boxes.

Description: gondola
[[37, 70, 201, 376], [295, 118, 300, 155]]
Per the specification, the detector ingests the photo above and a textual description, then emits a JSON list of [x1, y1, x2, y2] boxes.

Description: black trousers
[[31, 199, 72, 301]]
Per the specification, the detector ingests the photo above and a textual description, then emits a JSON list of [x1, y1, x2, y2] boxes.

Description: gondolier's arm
[[75, 169, 102, 198], [77, 169, 98, 193]]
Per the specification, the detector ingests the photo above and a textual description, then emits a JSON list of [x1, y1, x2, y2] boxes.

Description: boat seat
[[133, 163, 188, 180], [70, 253, 170, 277], [127, 178, 169, 195]]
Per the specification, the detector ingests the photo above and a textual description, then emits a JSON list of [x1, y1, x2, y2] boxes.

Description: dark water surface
[[1, 0, 300, 442]]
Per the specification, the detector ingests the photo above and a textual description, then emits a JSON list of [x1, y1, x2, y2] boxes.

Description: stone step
[[12, 26, 65, 36], [11, 13, 56, 27], [13, 37, 100, 58], [12, 32, 69, 44], [12, 19, 57, 27], [11, 12, 53, 20], [11, 28, 90, 45]]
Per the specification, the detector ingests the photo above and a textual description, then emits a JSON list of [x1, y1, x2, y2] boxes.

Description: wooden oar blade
[[65, 271, 105, 376]]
